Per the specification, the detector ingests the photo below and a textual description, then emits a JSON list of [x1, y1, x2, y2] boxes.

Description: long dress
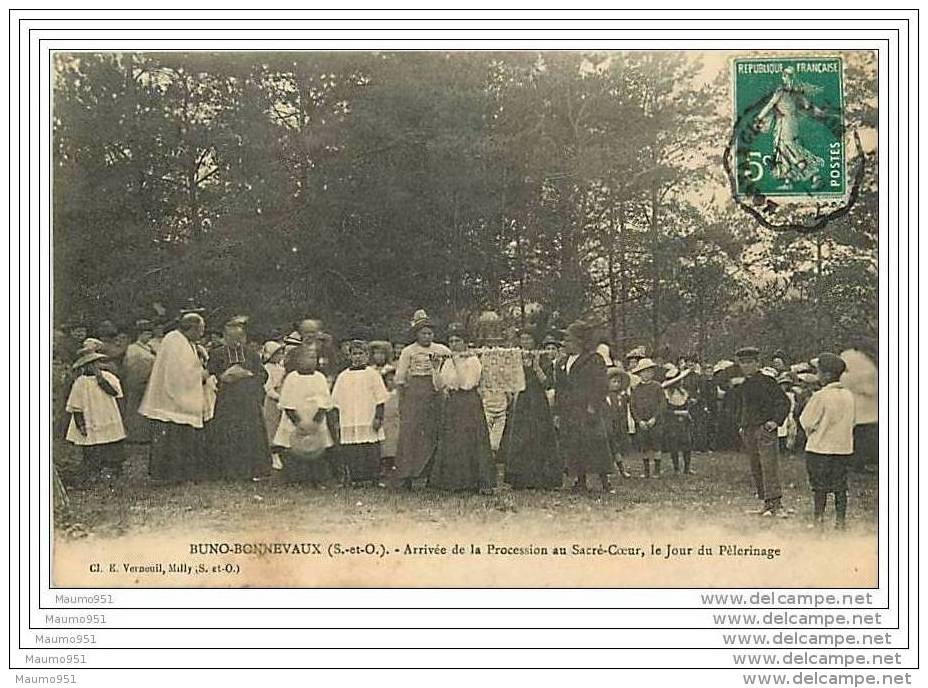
[[501, 359, 562, 489], [429, 355, 496, 492], [554, 351, 613, 477], [393, 341, 451, 481], [206, 343, 271, 480], [121, 340, 156, 443], [263, 362, 286, 445]]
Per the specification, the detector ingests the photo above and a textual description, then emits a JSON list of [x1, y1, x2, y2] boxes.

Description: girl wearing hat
[[65, 348, 127, 483], [393, 310, 451, 488], [262, 341, 287, 469], [554, 321, 614, 492], [499, 330, 562, 489], [605, 367, 633, 479], [629, 357, 666, 478], [661, 366, 694, 475], [429, 323, 496, 492], [380, 366, 400, 478]]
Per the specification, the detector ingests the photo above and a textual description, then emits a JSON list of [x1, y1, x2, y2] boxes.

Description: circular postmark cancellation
[[724, 56, 864, 233]]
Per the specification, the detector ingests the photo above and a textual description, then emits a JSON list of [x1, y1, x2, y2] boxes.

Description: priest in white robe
[[139, 313, 208, 481]]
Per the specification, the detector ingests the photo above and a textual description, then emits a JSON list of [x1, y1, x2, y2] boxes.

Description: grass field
[[55, 447, 878, 540], [51, 447, 879, 587]]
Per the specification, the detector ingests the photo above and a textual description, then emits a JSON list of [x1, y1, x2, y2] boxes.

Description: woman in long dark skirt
[[393, 311, 451, 488], [501, 330, 562, 489], [553, 321, 614, 493], [429, 323, 496, 493]]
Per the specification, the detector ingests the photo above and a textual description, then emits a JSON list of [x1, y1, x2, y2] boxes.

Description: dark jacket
[[630, 380, 666, 423], [739, 372, 790, 429], [555, 351, 612, 474]]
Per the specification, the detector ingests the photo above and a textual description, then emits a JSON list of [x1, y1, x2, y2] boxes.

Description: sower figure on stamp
[[736, 346, 791, 517]]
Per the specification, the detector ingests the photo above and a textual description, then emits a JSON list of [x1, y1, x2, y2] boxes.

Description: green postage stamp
[[732, 56, 845, 198]]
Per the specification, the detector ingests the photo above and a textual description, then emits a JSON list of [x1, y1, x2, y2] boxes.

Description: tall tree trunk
[[618, 200, 628, 353], [607, 204, 617, 346], [649, 183, 661, 354]]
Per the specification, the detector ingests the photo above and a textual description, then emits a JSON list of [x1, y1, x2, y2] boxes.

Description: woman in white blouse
[[393, 310, 451, 488], [429, 322, 496, 492]]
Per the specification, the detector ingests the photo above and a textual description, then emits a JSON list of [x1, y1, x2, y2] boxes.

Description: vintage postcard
[[50, 49, 879, 588]]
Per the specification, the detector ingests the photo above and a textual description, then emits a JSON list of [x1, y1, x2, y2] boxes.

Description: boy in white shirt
[[331, 340, 389, 486], [799, 352, 856, 529]]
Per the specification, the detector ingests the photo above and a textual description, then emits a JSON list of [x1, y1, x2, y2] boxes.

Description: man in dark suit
[[737, 346, 791, 516], [554, 321, 613, 493]]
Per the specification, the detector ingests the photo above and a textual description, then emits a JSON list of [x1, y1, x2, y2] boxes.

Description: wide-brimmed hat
[[283, 331, 303, 346], [225, 314, 249, 329], [72, 347, 108, 370], [625, 345, 647, 360], [760, 366, 779, 378], [661, 366, 692, 388], [289, 402, 328, 461], [630, 357, 659, 375], [262, 340, 284, 362], [606, 366, 631, 390], [596, 343, 614, 366], [712, 359, 735, 375]]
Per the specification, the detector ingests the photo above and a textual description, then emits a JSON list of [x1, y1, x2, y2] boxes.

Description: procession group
[[55, 307, 875, 528]]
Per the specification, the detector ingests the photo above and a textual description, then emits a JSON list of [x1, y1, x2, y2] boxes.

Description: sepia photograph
[[50, 49, 879, 588]]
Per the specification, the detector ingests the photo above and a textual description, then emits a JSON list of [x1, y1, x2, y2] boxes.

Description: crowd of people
[[52, 306, 878, 529]]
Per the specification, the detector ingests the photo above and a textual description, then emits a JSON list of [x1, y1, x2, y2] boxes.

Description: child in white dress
[[66, 348, 127, 483], [380, 366, 400, 478]]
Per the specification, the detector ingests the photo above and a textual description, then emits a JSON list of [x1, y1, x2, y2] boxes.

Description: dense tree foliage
[[53, 51, 878, 360]]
